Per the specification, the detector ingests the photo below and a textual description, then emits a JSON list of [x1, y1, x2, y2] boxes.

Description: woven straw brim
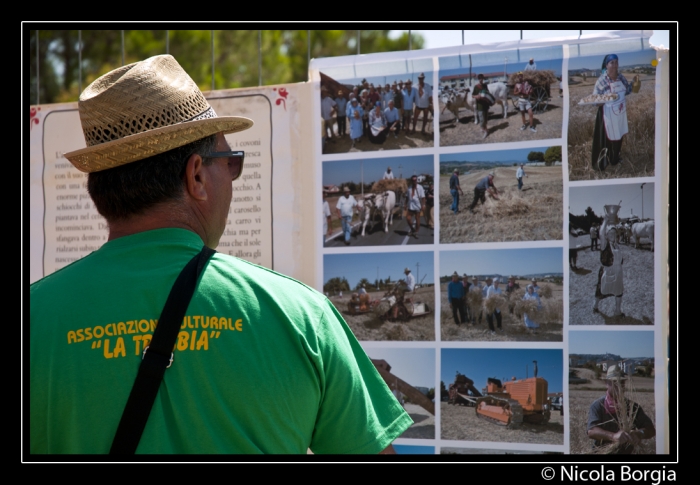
[[64, 116, 253, 173]]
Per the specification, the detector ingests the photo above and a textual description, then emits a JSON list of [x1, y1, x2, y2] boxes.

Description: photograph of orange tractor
[[448, 361, 552, 427]]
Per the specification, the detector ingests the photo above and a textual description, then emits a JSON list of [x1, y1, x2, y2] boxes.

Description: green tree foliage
[[323, 276, 350, 294], [544, 146, 562, 166], [355, 278, 371, 291], [527, 151, 545, 162], [28, 29, 424, 104]]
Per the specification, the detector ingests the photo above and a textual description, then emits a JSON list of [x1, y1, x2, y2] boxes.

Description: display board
[[311, 29, 670, 456], [26, 29, 672, 459], [29, 83, 317, 285]]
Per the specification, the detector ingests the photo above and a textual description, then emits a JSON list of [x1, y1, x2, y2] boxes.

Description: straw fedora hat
[[64, 54, 253, 173]]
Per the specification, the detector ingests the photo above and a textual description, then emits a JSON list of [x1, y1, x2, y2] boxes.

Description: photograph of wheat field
[[568, 330, 657, 454], [440, 147, 563, 244], [567, 47, 657, 181]]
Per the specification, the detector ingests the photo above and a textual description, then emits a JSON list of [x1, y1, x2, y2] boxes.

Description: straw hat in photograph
[[64, 54, 253, 173], [605, 364, 628, 381]]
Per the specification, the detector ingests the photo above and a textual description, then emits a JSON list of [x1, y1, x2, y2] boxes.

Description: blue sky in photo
[[323, 155, 433, 186], [324, 251, 434, 289], [441, 348, 563, 393]]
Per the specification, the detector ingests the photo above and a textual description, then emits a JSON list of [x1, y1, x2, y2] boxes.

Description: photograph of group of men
[[321, 70, 435, 154], [439, 248, 563, 342]]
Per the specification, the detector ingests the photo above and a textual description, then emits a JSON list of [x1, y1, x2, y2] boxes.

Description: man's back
[[30, 229, 410, 454]]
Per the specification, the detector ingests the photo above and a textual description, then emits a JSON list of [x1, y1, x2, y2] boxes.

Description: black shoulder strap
[[110, 245, 216, 454]]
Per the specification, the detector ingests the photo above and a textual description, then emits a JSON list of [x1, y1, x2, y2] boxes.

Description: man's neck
[[106, 202, 204, 244]]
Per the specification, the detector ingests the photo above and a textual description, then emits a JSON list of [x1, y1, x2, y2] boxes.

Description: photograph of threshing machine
[[447, 363, 552, 427], [375, 279, 431, 322]]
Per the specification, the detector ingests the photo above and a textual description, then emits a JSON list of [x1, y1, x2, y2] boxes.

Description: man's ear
[[184, 153, 208, 201]]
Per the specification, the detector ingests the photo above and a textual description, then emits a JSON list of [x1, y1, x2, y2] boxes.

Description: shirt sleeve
[[309, 301, 413, 454]]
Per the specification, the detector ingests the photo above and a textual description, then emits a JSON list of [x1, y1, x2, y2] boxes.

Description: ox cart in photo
[[356, 179, 408, 237], [505, 70, 558, 115]]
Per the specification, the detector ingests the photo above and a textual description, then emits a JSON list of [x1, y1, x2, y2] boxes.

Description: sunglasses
[[202, 150, 245, 180]]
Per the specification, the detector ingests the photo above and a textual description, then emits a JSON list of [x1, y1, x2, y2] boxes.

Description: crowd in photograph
[[321, 74, 434, 148]]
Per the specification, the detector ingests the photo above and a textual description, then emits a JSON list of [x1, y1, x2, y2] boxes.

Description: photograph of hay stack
[[440, 146, 563, 244], [437, 47, 563, 147], [439, 248, 563, 342], [567, 47, 657, 181], [370, 178, 407, 195], [568, 331, 657, 454]]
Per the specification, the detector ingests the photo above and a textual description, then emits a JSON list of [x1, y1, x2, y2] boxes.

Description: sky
[[439, 45, 563, 78], [569, 182, 654, 220], [398, 29, 670, 51], [323, 155, 432, 186], [568, 330, 655, 358], [441, 348, 563, 393], [568, 47, 658, 71], [362, 346, 435, 389], [334, 71, 435, 90], [440, 146, 558, 164], [324, 251, 434, 289], [439, 247, 563, 278]]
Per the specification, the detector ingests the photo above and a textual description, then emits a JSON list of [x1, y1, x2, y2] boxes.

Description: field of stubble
[[440, 166, 563, 243], [328, 286, 436, 341], [440, 402, 564, 445]]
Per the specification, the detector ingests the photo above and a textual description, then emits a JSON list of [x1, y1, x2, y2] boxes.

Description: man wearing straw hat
[[30, 55, 411, 454], [587, 364, 655, 454]]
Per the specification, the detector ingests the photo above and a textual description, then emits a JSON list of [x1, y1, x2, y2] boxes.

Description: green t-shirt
[[30, 229, 412, 454]]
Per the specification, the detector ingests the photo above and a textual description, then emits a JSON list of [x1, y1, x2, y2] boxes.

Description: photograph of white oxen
[[323, 155, 434, 247], [323, 251, 435, 341], [567, 46, 657, 181], [437, 45, 563, 147], [569, 183, 655, 325]]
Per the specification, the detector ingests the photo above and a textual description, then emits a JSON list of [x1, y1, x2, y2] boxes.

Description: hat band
[[186, 106, 218, 122]]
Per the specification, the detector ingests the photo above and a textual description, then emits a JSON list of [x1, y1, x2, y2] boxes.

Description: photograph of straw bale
[[440, 348, 564, 445], [320, 68, 436, 154], [569, 183, 654, 325], [439, 147, 563, 243], [323, 251, 435, 341], [323, 155, 434, 247], [363, 347, 436, 440], [568, 330, 656, 454], [437, 46, 563, 147], [439, 248, 563, 342], [567, 45, 657, 181]]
